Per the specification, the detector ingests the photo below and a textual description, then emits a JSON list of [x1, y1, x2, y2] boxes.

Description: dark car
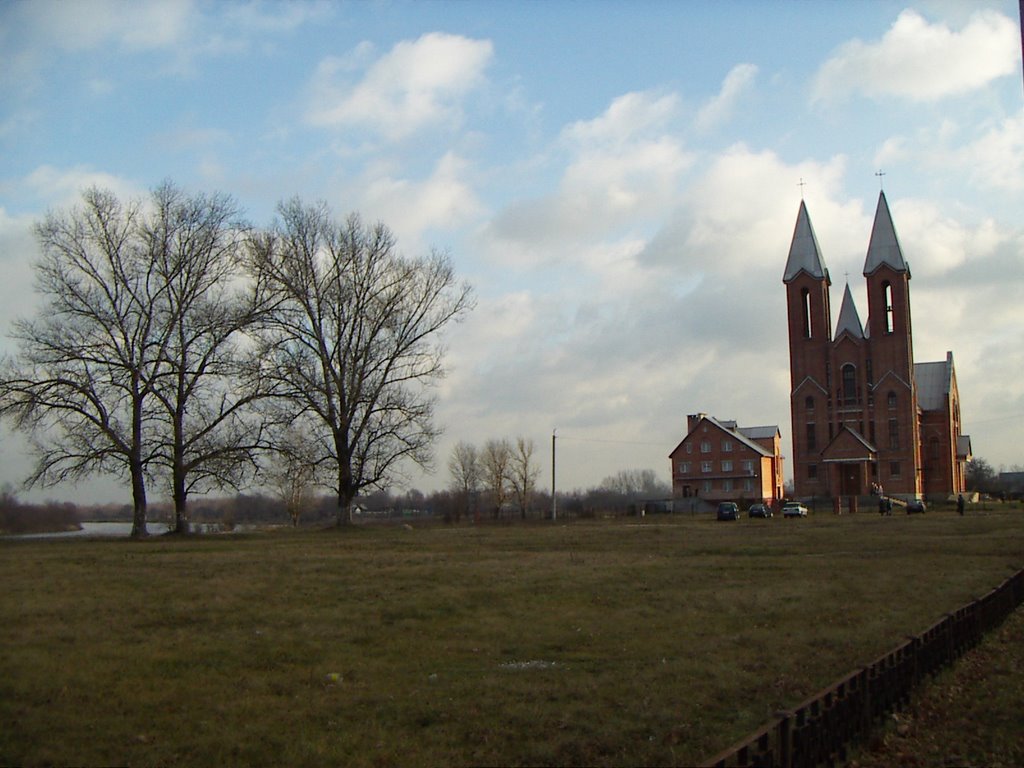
[[748, 503, 772, 518], [717, 502, 740, 521], [906, 499, 927, 514]]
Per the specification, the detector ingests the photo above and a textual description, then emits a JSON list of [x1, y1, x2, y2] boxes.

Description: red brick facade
[[783, 192, 969, 501], [669, 414, 784, 506]]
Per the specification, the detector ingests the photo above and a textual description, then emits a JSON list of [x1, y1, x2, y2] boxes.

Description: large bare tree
[[448, 440, 481, 522], [0, 183, 272, 538], [509, 436, 539, 519], [0, 188, 164, 537], [247, 199, 473, 525], [143, 182, 267, 533], [482, 438, 511, 519]]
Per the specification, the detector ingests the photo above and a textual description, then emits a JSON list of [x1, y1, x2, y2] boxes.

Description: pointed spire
[[783, 200, 830, 283], [834, 283, 864, 339], [863, 191, 909, 276]]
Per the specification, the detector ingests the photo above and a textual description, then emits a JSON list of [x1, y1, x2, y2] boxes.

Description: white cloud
[[307, 33, 495, 140], [26, 0, 196, 52], [358, 152, 486, 248], [487, 91, 693, 258], [23, 165, 142, 209], [695, 64, 758, 132], [813, 9, 1018, 103]]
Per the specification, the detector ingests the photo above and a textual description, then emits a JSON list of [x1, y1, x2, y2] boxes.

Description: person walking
[[957, 493, 965, 516]]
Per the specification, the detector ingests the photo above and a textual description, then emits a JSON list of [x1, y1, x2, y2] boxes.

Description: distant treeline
[[0, 489, 80, 534]]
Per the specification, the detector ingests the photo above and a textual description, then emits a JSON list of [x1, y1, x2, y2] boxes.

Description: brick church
[[783, 190, 970, 501]]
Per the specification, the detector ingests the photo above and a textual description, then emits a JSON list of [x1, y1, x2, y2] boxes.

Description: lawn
[[2, 507, 1022, 766]]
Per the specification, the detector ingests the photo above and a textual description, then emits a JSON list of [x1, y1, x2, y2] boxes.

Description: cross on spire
[[875, 169, 886, 190], [798, 177, 806, 199]]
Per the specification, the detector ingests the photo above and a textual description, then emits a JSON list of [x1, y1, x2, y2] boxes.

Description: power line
[[556, 434, 667, 447]]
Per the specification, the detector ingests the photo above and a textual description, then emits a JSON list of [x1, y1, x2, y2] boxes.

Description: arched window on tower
[[887, 391, 897, 409], [801, 288, 812, 339], [883, 282, 894, 334], [805, 395, 814, 411], [841, 364, 857, 406]]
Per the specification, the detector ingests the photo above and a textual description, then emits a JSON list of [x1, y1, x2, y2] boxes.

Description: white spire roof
[[783, 200, 830, 283], [834, 283, 864, 339], [863, 191, 910, 276]]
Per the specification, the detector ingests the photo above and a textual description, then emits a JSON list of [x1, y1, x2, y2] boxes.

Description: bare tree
[[448, 440, 480, 522], [0, 188, 165, 538], [247, 200, 473, 526], [509, 436, 539, 519], [142, 182, 267, 533], [482, 438, 511, 519], [264, 425, 318, 527]]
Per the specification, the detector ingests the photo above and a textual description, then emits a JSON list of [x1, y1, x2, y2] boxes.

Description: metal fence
[[703, 568, 1024, 768]]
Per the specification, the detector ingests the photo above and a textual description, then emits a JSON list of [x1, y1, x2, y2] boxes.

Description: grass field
[[2, 507, 1023, 766]]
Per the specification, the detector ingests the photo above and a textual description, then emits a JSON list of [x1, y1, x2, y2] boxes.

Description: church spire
[[783, 199, 830, 284], [863, 190, 910, 276], [834, 282, 864, 339]]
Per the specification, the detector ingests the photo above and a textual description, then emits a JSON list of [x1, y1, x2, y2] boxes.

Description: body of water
[[3, 521, 254, 539]]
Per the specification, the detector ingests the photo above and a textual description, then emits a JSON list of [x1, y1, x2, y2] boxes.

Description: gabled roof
[[669, 414, 774, 458], [739, 425, 780, 440], [821, 425, 877, 462], [783, 200, 830, 283], [863, 191, 910, 276], [914, 354, 954, 411], [834, 283, 864, 339]]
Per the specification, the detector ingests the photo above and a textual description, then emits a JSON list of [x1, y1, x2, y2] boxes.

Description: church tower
[[861, 191, 922, 495], [782, 200, 832, 494]]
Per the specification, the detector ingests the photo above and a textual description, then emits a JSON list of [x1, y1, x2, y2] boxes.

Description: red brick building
[[783, 191, 970, 501], [669, 414, 784, 505]]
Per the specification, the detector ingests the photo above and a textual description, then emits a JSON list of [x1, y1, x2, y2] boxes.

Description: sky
[[1, 0, 1022, 505]]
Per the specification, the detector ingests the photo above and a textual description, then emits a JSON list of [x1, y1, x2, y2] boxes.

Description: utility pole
[[551, 429, 557, 521]]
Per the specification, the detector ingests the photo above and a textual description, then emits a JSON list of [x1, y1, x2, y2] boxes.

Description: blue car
[[717, 502, 740, 521]]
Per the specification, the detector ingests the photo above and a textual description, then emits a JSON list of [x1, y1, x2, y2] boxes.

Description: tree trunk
[[172, 468, 189, 534], [130, 463, 148, 539], [335, 492, 354, 526]]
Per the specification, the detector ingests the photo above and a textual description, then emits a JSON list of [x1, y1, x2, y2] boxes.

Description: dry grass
[[2, 508, 1022, 766]]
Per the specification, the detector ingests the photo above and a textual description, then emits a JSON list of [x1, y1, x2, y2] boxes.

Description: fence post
[[776, 711, 792, 768]]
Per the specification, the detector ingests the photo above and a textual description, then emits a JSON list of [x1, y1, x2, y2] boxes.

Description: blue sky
[[1, 0, 1022, 504]]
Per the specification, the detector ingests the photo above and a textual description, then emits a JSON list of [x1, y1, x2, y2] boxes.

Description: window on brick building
[[805, 395, 814, 410], [801, 288, 812, 338], [723, 479, 733, 492], [806, 422, 816, 451], [890, 461, 901, 478], [721, 460, 733, 472], [700, 441, 711, 453], [883, 282, 894, 334], [681, 462, 692, 474], [702, 480, 712, 493], [842, 364, 857, 405], [888, 418, 899, 450], [701, 461, 712, 473], [722, 439, 732, 452], [807, 464, 818, 480]]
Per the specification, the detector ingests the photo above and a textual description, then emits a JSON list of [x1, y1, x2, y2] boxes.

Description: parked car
[[782, 501, 808, 518], [748, 503, 772, 519], [717, 502, 740, 521], [906, 499, 927, 514]]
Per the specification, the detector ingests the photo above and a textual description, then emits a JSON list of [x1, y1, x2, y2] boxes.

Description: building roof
[[783, 200, 830, 283], [914, 352, 955, 411], [739, 425, 780, 440], [670, 414, 775, 458], [834, 283, 864, 339], [863, 191, 910, 276]]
